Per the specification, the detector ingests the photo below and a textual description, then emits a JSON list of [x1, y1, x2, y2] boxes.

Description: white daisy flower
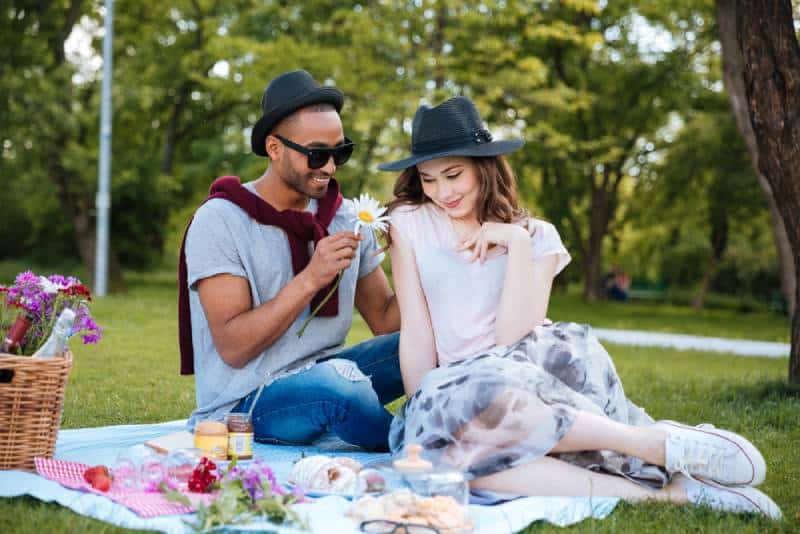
[[352, 193, 390, 234], [39, 276, 70, 294], [298, 194, 390, 338]]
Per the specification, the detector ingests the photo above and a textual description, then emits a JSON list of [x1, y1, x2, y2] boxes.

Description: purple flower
[[291, 485, 306, 503], [47, 274, 70, 287], [242, 470, 265, 500], [1, 271, 103, 353], [219, 460, 287, 501], [14, 271, 39, 285], [82, 333, 101, 344]]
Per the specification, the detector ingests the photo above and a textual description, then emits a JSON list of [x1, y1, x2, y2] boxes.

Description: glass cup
[[113, 444, 153, 491], [164, 448, 202, 486]]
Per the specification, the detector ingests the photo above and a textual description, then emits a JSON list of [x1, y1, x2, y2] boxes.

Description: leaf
[[162, 487, 192, 508]]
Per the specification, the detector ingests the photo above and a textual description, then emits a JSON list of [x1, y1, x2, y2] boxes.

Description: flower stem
[[296, 271, 344, 337]]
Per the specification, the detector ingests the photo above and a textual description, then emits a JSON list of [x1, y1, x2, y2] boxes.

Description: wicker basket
[[0, 350, 73, 471]]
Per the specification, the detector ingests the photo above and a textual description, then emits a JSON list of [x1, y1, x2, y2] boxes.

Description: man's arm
[[197, 272, 317, 369], [354, 266, 400, 335], [197, 232, 360, 369]]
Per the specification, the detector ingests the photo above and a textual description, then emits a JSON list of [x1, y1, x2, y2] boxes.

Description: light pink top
[[391, 203, 571, 365]]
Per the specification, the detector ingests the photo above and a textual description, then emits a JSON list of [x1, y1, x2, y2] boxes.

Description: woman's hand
[[457, 222, 529, 263]]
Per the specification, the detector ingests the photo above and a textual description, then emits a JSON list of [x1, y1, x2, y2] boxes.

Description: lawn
[[0, 268, 797, 533]]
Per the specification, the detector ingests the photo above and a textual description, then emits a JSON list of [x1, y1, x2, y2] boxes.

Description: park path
[[592, 328, 789, 358]]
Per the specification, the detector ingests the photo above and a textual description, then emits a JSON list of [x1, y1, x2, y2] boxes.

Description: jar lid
[[195, 420, 227, 436], [225, 412, 251, 422], [392, 444, 433, 474]]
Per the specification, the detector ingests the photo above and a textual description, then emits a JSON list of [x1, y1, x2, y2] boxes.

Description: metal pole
[[95, 0, 114, 296]]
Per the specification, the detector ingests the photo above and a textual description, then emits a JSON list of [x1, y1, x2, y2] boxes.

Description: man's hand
[[305, 231, 362, 289]]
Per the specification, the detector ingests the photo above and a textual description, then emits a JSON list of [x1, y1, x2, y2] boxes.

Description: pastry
[[289, 455, 362, 493], [349, 489, 473, 533]]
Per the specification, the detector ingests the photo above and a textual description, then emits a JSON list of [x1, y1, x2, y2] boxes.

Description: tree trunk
[[794, 268, 800, 383], [583, 185, 610, 301], [47, 137, 127, 293], [693, 216, 729, 311], [432, 1, 447, 90], [735, 0, 800, 383], [716, 0, 796, 317], [161, 83, 190, 174]]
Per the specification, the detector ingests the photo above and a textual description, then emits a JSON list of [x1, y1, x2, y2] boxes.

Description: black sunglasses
[[273, 134, 356, 169], [360, 519, 440, 534]]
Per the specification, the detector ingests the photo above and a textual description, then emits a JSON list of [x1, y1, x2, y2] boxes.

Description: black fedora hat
[[378, 96, 523, 171], [250, 70, 344, 157]]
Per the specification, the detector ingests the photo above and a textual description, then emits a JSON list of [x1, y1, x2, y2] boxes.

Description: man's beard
[[283, 161, 330, 200]]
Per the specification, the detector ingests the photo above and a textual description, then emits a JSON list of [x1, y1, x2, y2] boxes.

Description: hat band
[[412, 128, 494, 155]]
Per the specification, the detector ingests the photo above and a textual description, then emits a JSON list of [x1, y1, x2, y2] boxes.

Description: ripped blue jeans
[[233, 333, 402, 451]]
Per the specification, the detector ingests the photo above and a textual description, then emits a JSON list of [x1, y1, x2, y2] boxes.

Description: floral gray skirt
[[389, 322, 667, 488]]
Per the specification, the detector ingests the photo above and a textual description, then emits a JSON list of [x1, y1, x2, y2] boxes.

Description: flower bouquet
[[161, 457, 307, 532], [0, 270, 102, 470], [0, 270, 102, 356]]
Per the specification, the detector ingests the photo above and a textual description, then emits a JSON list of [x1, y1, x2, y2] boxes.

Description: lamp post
[[94, 0, 114, 296]]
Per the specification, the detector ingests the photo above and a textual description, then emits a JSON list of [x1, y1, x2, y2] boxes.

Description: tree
[[505, 2, 698, 300], [641, 93, 765, 310], [0, 1, 126, 290], [722, 0, 800, 382], [716, 0, 796, 318]]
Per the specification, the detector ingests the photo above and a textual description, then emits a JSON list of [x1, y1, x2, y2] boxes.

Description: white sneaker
[[673, 474, 782, 520], [655, 420, 766, 486]]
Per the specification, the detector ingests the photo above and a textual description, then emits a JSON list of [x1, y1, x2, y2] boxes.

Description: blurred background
[[1, 0, 797, 319]]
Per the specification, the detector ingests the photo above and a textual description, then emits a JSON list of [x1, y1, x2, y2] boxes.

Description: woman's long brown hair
[[385, 155, 529, 247]]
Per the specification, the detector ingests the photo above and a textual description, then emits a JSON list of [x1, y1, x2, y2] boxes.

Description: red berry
[[83, 465, 110, 484], [92, 474, 111, 492]]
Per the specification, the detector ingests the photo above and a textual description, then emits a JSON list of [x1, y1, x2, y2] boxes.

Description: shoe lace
[[672, 437, 729, 477]]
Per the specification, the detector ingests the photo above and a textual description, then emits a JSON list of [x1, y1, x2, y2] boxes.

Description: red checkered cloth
[[35, 457, 214, 518]]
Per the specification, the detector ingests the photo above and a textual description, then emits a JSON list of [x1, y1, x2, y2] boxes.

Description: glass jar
[[193, 420, 229, 461], [352, 444, 473, 533], [360, 443, 470, 505], [225, 412, 254, 460], [402, 468, 469, 507], [164, 448, 202, 485]]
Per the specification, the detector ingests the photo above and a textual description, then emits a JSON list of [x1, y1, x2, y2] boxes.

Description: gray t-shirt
[[184, 181, 384, 425]]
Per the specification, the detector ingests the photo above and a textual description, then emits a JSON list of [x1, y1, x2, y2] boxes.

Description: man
[[179, 70, 403, 450]]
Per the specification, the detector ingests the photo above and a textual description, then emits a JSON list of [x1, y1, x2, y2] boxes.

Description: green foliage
[[0, 1, 781, 301], [1, 2, 96, 259], [623, 80, 771, 299]]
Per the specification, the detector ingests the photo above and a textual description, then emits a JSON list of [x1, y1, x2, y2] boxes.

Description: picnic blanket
[[0, 420, 619, 533]]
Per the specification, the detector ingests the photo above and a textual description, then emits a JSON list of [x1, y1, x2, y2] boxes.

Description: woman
[[378, 97, 781, 519]]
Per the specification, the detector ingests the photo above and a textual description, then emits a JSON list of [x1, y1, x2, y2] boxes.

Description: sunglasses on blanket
[[360, 520, 440, 534], [273, 134, 356, 169]]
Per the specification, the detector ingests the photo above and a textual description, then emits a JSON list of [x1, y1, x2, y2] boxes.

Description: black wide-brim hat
[[251, 70, 344, 157], [378, 96, 523, 171]]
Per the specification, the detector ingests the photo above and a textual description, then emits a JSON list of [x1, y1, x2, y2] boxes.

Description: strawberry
[[92, 474, 111, 492], [83, 465, 111, 486]]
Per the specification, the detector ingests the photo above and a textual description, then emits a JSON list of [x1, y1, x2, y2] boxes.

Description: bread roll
[[290, 455, 361, 493]]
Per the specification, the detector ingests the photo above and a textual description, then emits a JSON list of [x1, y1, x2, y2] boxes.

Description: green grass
[[548, 291, 790, 343], [0, 267, 798, 533]]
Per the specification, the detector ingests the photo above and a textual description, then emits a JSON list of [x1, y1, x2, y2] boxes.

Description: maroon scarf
[[178, 176, 343, 375]]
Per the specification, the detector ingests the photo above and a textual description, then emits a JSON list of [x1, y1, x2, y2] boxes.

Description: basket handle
[[0, 368, 14, 383]]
